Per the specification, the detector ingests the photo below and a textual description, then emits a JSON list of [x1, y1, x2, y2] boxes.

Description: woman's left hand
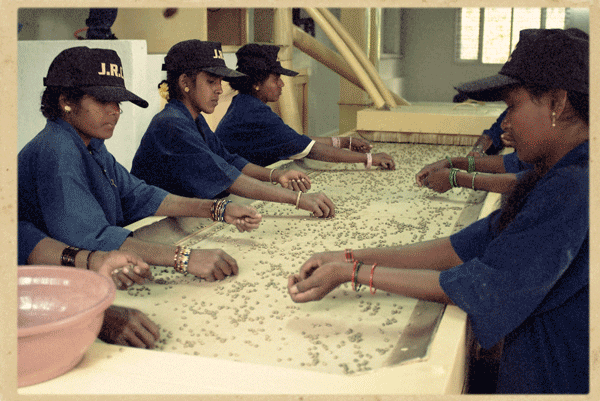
[[92, 250, 153, 290], [98, 305, 161, 349], [277, 170, 311, 192]]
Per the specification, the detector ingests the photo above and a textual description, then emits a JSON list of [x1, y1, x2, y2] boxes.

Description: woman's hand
[[419, 167, 452, 193], [348, 137, 373, 153], [372, 153, 396, 170], [223, 203, 262, 232], [277, 170, 311, 192], [186, 249, 238, 281], [288, 261, 351, 303], [91, 250, 153, 290], [98, 305, 161, 349], [298, 192, 335, 218], [415, 158, 451, 187]]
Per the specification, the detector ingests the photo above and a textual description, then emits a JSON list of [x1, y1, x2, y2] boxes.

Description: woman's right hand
[[186, 249, 239, 281], [298, 192, 335, 218], [415, 158, 451, 187], [98, 305, 160, 349], [91, 250, 153, 290], [372, 153, 396, 170], [223, 203, 262, 232]]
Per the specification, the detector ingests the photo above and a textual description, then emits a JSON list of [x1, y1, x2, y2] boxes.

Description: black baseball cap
[[162, 40, 245, 81], [454, 28, 589, 102], [43, 46, 149, 108], [235, 44, 298, 77]]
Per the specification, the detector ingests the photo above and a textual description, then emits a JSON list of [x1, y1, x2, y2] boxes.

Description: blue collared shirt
[[18, 118, 168, 253], [441, 141, 589, 393], [215, 94, 313, 167], [131, 99, 248, 199]]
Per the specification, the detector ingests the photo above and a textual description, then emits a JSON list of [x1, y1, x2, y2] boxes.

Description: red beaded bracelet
[[369, 263, 378, 294]]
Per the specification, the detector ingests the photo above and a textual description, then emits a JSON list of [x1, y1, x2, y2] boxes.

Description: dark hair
[[229, 69, 271, 94], [494, 84, 588, 234], [160, 69, 203, 101], [40, 86, 86, 120]]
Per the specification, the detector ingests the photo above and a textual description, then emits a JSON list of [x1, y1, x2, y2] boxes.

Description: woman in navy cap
[[288, 28, 589, 394], [19, 46, 262, 286], [131, 40, 335, 218], [215, 43, 395, 170]]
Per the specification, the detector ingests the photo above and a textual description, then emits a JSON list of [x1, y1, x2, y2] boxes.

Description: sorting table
[[20, 142, 496, 395]]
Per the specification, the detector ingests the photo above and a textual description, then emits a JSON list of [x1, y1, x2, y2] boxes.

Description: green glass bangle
[[471, 172, 479, 190], [467, 156, 475, 173], [446, 156, 453, 168]]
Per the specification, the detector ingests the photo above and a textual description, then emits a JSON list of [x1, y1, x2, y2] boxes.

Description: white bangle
[[348, 137, 352, 150], [331, 137, 341, 148], [471, 172, 478, 190], [365, 153, 372, 169], [295, 191, 303, 209]]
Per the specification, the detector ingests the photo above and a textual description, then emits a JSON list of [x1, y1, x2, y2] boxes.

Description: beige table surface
[[20, 143, 501, 395]]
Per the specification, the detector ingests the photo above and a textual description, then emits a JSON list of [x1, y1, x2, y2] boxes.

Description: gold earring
[[64, 106, 71, 112], [254, 86, 259, 91], [184, 87, 190, 93], [551, 111, 556, 127]]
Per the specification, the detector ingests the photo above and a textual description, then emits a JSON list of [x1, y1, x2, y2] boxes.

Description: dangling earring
[[184, 87, 190, 93], [254, 86, 259, 91], [551, 111, 556, 127], [64, 106, 71, 113]]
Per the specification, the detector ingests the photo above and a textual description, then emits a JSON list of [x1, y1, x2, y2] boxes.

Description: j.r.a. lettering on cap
[[213, 49, 224, 60], [98, 63, 124, 78]]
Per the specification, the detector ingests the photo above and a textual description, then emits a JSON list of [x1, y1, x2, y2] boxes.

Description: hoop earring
[[551, 111, 556, 127], [64, 106, 71, 113], [184, 87, 190, 93]]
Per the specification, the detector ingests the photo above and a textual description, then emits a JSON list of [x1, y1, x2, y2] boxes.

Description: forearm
[[307, 142, 368, 163], [355, 266, 454, 304], [240, 163, 273, 183], [350, 237, 462, 272], [118, 237, 176, 267], [450, 155, 507, 173], [154, 194, 213, 218], [27, 237, 99, 270], [455, 171, 517, 193], [227, 174, 297, 205]]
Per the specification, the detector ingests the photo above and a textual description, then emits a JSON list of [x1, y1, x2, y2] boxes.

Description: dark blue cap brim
[[83, 86, 149, 108], [454, 74, 521, 102]]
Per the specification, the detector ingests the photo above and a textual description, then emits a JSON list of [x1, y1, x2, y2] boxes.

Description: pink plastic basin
[[18, 265, 116, 387]]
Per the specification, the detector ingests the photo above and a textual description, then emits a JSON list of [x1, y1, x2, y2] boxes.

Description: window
[[456, 8, 567, 64]]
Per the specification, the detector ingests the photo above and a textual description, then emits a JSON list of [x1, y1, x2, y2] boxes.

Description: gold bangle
[[295, 191, 303, 209], [269, 169, 277, 185]]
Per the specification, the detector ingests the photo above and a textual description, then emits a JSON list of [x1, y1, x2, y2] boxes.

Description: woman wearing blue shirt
[[288, 28, 589, 394], [131, 40, 335, 219], [19, 46, 262, 282], [215, 43, 395, 170]]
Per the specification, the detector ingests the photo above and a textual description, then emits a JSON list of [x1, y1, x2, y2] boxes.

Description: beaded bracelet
[[86, 250, 97, 270], [175, 246, 191, 274], [471, 172, 479, 190], [295, 191, 303, 209], [369, 263, 377, 294], [446, 156, 453, 168], [60, 246, 82, 267], [352, 261, 363, 292], [345, 249, 355, 263], [467, 156, 476, 173], [365, 153, 372, 169], [331, 137, 341, 148]]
